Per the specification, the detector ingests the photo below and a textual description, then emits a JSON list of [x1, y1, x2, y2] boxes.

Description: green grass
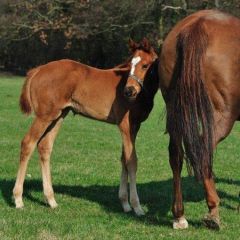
[[0, 75, 239, 240]]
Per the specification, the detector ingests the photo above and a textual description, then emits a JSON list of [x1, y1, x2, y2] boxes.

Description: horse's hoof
[[203, 214, 220, 230], [173, 217, 189, 229], [123, 203, 132, 213], [15, 199, 24, 209], [134, 206, 145, 216], [48, 199, 58, 209]]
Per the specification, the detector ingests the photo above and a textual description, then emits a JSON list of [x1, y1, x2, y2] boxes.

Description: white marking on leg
[[129, 167, 145, 216], [119, 164, 131, 212], [173, 216, 189, 229]]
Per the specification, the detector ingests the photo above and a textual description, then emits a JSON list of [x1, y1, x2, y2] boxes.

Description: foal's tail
[[19, 68, 39, 115], [167, 19, 214, 180]]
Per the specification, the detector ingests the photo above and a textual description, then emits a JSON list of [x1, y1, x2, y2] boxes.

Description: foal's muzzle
[[123, 86, 137, 100]]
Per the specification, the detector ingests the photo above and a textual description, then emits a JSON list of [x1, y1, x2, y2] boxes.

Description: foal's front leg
[[119, 121, 144, 216], [119, 150, 131, 213]]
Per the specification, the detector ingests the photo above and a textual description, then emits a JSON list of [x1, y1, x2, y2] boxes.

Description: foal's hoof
[[50, 202, 58, 209], [203, 214, 220, 230], [15, 199, 24, 209], [122, 203, 132, 213], [48, 199, 58, 209], [173, 217, 189, 230], [133, 206, 145, 217]]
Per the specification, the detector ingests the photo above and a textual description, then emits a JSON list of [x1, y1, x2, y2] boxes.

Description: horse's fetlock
[[130, 198, 140, 208]]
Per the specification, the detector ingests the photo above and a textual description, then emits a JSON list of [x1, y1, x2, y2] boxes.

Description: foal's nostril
[[124, 86, 136, 98]]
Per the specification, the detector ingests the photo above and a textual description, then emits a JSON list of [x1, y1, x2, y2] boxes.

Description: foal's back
[[26, 59, 129, 122]]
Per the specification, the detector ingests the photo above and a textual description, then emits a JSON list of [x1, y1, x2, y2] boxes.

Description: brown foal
[[13, 39, 158, 216], [125, 10, 240, 229]]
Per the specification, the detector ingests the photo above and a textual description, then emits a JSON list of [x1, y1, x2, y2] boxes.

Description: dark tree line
[[0, 0, 239, 74]]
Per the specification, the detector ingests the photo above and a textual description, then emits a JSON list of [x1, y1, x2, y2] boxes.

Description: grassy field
[[0, 74, 239, 240]]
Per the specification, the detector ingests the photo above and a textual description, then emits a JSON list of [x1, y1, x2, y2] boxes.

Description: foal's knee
[[126, 161, 137, 173]]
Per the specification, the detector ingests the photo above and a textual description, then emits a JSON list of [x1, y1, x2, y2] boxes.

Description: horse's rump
[[167, 18, 214, 180]]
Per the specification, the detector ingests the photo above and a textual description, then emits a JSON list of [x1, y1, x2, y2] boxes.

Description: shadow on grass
[[0, 177, 239, 227]]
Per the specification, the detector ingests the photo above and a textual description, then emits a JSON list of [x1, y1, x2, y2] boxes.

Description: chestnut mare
[[159, 10, 240, 230], [13, 39, 158, 216], [125, 10, 240, 229]]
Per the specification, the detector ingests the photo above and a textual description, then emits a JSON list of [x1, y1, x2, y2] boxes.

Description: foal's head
[[124, 38, 158, 101]]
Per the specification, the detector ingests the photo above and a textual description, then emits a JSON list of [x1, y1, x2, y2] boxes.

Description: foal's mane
[[114, 55, 132, 69]]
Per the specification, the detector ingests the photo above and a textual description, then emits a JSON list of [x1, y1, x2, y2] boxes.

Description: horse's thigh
[[213, 112, 235, 147]]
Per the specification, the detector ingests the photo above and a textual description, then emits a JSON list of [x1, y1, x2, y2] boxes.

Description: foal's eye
[[142, 64, 149, 70]]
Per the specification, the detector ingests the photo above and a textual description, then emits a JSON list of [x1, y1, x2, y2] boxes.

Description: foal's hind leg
[[13, 118, 52, 208], [119, 120, 144, 216], [37, 116, 65, 208]]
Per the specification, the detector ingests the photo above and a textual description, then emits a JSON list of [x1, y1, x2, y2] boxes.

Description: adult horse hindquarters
[[159, 10, 240, 229], [13, 39, 159, 216]]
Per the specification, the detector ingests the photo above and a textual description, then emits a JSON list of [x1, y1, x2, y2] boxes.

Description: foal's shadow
[[1, 177, 239, 227]]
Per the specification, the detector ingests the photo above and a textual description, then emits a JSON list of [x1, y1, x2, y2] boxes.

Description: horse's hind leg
[[202, 114, 234, 229], [119, 120, 144, 216], [13, 118, 52, 208], [202, 177, 220, 229], [169, 136, 189, 229], [37, 113, 66, 208]]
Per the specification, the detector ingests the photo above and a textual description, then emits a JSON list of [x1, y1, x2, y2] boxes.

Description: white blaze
[[130, 56, 141, 75]]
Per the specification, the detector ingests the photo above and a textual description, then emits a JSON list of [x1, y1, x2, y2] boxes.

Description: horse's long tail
[[19, 68, 38, 115], [167, 19, 214, 180]]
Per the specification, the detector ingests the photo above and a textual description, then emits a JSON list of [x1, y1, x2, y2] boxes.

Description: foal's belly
[[70, 94, 117, 124]]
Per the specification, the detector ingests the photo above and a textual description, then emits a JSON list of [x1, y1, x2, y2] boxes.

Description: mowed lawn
[[0, 74, 239, 240]]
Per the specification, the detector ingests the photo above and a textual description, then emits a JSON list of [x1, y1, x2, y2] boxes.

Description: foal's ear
[[128, 38, 138, 52], [141, 37, 151, 52]]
